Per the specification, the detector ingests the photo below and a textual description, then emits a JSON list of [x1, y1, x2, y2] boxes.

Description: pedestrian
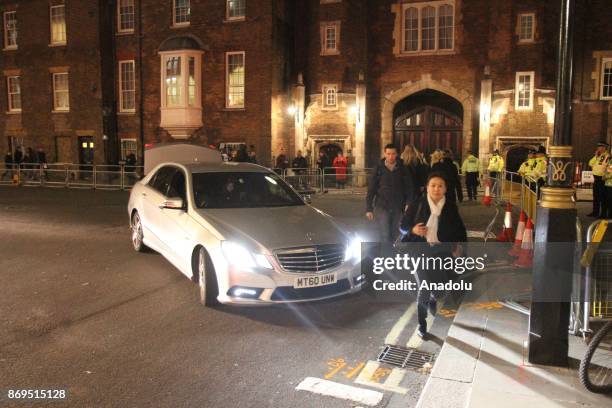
[[276, 151, 289, 175], [13, 145, 23, 165], [415, 148, 430, 194], [399, 172, 467, 338], [487, 149, 504, 181], [518, 150, 535, 180], [247, 145, 257, 164], [235, 144, 249, 162], [2, 151, 13, 180], [366, 144, 416, 243], [532, 146, 547, 198], [461, 150, 481, 201], [23, 147, 35, 180], [604, 151, 612, 219], [401, 144, 425, 195], [588, 142, 610, 218], [292, 150, 308, 189], [316, 151, 330, 191], [35, 147, 49, 181], [432, 150, 463, 203], [332, 151, 348, 189]]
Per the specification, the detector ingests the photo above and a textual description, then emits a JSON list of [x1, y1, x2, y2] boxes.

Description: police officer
[[532, 146, 548, 198], [604, 151, 612, 219], [461, 150, 481, 200], [588, 142, 611, 217], [518, 150, 536, 179], [487, 149, 505, 180]]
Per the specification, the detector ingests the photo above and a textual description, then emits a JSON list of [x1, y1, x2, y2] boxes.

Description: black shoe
[[429, 299, 437, 316], [417, 327, 427, 339]]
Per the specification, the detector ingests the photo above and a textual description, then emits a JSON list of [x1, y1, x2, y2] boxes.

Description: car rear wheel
[[198, 247, 219, 306], [131, 212, 148, 252]]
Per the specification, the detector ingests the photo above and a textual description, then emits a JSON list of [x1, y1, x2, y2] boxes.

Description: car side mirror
[[301, 194, 312, 204], [160, 197, 184, 210]]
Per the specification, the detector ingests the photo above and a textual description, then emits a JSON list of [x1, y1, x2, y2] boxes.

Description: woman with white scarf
[[399, 172, 467, 338]]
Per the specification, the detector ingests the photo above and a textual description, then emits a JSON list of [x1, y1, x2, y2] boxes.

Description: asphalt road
[[0, 187, 459, 408]]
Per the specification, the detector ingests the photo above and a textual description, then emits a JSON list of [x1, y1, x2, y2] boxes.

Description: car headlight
[[221, 241, 273, 270], [345, 236, 363, 262]]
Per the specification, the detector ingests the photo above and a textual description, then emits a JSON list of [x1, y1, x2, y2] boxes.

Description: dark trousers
[[606, 187, 612, 219], [375, 206, 403, 243], [465, 172, 479, 200], [593, 176, 605, 216], [415, 271, 445, 332]]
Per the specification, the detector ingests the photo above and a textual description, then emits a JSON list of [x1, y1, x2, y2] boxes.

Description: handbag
[[394, 200, 425, 249]]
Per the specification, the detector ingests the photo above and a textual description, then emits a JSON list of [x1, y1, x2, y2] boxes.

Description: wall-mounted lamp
[[287, 105, 297, 116]]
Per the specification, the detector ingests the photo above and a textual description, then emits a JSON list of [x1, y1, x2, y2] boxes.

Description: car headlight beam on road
[[221, 241, 273, 270]]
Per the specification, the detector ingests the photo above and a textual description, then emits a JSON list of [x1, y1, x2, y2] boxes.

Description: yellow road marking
[[324, 358, 347, 379], [343, 361, 365, 379]]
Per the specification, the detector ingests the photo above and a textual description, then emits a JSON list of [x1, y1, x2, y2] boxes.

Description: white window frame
[[53, 72, 70, 112], [515, 71, 534, 111], [322, 84, 338, 110], [50, 5, 66, 46], [119, 60, 136, 113], [601, 58, 612, 101], [120, 138, 138, 160], [3, 11, 17, 50], [225, 51, 245, 109], [226, 0, 246, 21], [117, 0, 135, 34], [518, 13, 535, 43], [172, 0, 190, 27], [320, 21, 341, 56], [6, 76, 21, 112], [400, 0, 455, 55]]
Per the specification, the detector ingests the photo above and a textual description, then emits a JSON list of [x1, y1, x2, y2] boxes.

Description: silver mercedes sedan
[[127, 155, 364, 306]]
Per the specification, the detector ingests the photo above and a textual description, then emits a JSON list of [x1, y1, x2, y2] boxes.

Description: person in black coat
[[431, 150, 463, 203], [399, 172, 467, 338], [366, 144, 416, 243]]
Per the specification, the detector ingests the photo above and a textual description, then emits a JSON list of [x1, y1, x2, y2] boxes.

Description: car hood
[[194, 205, 349, 251]]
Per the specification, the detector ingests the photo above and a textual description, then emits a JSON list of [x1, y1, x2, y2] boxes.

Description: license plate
[[293, 273, 337, 289]]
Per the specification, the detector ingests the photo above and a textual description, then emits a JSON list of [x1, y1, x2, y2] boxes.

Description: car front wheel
[[131, 212, 148, 252], [198, 247, 219, 306]]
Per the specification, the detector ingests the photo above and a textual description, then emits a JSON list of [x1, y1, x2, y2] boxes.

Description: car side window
[[167, 170, 187, 203], [149, 166, 177, 196]]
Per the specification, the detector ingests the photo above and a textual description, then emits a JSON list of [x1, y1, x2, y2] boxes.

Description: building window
[[601, 58, 612, 100], [165, 56, 182, 107], [3, 11, 17, 49], [227, 0, 245, 20], [7, 76, 21, 112], [173, 0, 190, 26], [400, 1, 454, 55], [50, 5, 66, 45], [518, 13, 535, 43], [515, 71, 534, 111], [322, 84, 337, 109], [121, 139, 137, 160], [320, 21, 341, 55], [226, 52, 245, 108], [53, 72, 69, 111], [118, 0, 135, 33], [119, 61, 136, 112], [188, 56, 196, 106]]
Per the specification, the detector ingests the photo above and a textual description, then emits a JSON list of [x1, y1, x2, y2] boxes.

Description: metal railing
[[270, 167, 373, 194], [485, 170, 539, 222], [0, 162, 143, 190]]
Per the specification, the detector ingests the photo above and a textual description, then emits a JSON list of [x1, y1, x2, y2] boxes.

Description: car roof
[[184, 161, 272, 174]]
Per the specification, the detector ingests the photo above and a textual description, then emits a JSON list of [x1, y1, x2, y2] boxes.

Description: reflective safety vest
[[589, 152, 610, 176], [461, 155, 481, 174], [532, 157, 548, 180], [519, 159, 536, 177], [605, 162, 612, 187], [488, 155, 504, 172]]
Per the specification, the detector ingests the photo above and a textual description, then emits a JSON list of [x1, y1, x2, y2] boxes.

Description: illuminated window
[[226, 52, 245, 108], [3, 11, 17, 49], [403, 8, 418, 52], [322, 84, 337, 109], [515, 72, 534, 110], [399, 1, 454, 55], [53, 72, 69, 111], [118, 0, 135, 33], [165, 56, 182, 107], [438, 4, 454, 50], [188, 57, 196, 106], [601, 59, 612, 100], [7, 76, 21, 112], [119, 61, 136, 112], [518, 13, 535, 42], [320, 21, 340, 55], [421, 6, 435, 51], [173, 0, 190, 26], [227, 0, 245, 20], [50, 5, 66, 45]]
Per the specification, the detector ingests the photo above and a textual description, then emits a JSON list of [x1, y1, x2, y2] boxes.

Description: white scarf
[[426, 195, 445, 245]]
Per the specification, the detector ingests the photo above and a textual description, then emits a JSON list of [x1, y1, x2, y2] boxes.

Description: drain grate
[[377, 345, 435, 369]]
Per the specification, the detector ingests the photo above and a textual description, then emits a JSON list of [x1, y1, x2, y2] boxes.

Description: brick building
[[0, 0, 611, 170]]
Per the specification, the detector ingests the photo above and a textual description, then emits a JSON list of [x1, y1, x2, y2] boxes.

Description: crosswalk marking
[[295, 377, 384, 406]]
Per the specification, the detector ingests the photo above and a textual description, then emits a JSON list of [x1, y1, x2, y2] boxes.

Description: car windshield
[[192, 171, 304, 209]]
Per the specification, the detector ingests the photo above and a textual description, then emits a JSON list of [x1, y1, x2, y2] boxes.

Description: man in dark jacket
[[2, 151, 13, 180], [366, 144, 416, 243], [292, 150, 308, 189], [432, 151, 463, 203]]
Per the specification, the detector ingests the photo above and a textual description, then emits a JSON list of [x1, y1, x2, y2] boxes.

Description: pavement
[[0, 185, 607, 407]]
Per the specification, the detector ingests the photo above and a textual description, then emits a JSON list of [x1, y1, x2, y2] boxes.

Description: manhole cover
[[377, 345, 435, 369]]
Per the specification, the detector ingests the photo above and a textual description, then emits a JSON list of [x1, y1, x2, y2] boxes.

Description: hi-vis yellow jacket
[[532, 157, 548, 180], [518, 159, 536, 177], [589, 152, 610, 176], [488, 154, 504, 172], [461, 154, 481, 174], [604, 162, 612, 187]]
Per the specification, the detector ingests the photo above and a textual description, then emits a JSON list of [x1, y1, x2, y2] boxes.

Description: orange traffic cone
[[497, 202, 515, 242], [508, 211, 526, 256], [513, 218, 534, 268], [482, 179, 492, 206]]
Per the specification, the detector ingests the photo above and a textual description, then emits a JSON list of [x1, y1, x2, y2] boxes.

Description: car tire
[[197, 247, 219, 306], [131, 211, 149, 252]]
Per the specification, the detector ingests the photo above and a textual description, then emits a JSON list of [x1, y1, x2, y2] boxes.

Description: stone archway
[[381, 74, 473, 157]]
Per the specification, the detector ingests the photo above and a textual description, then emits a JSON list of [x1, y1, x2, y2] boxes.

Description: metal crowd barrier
[[270, 167, 374, 195], [486, 170, 539, 223], [0, 162, 143, 190]]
